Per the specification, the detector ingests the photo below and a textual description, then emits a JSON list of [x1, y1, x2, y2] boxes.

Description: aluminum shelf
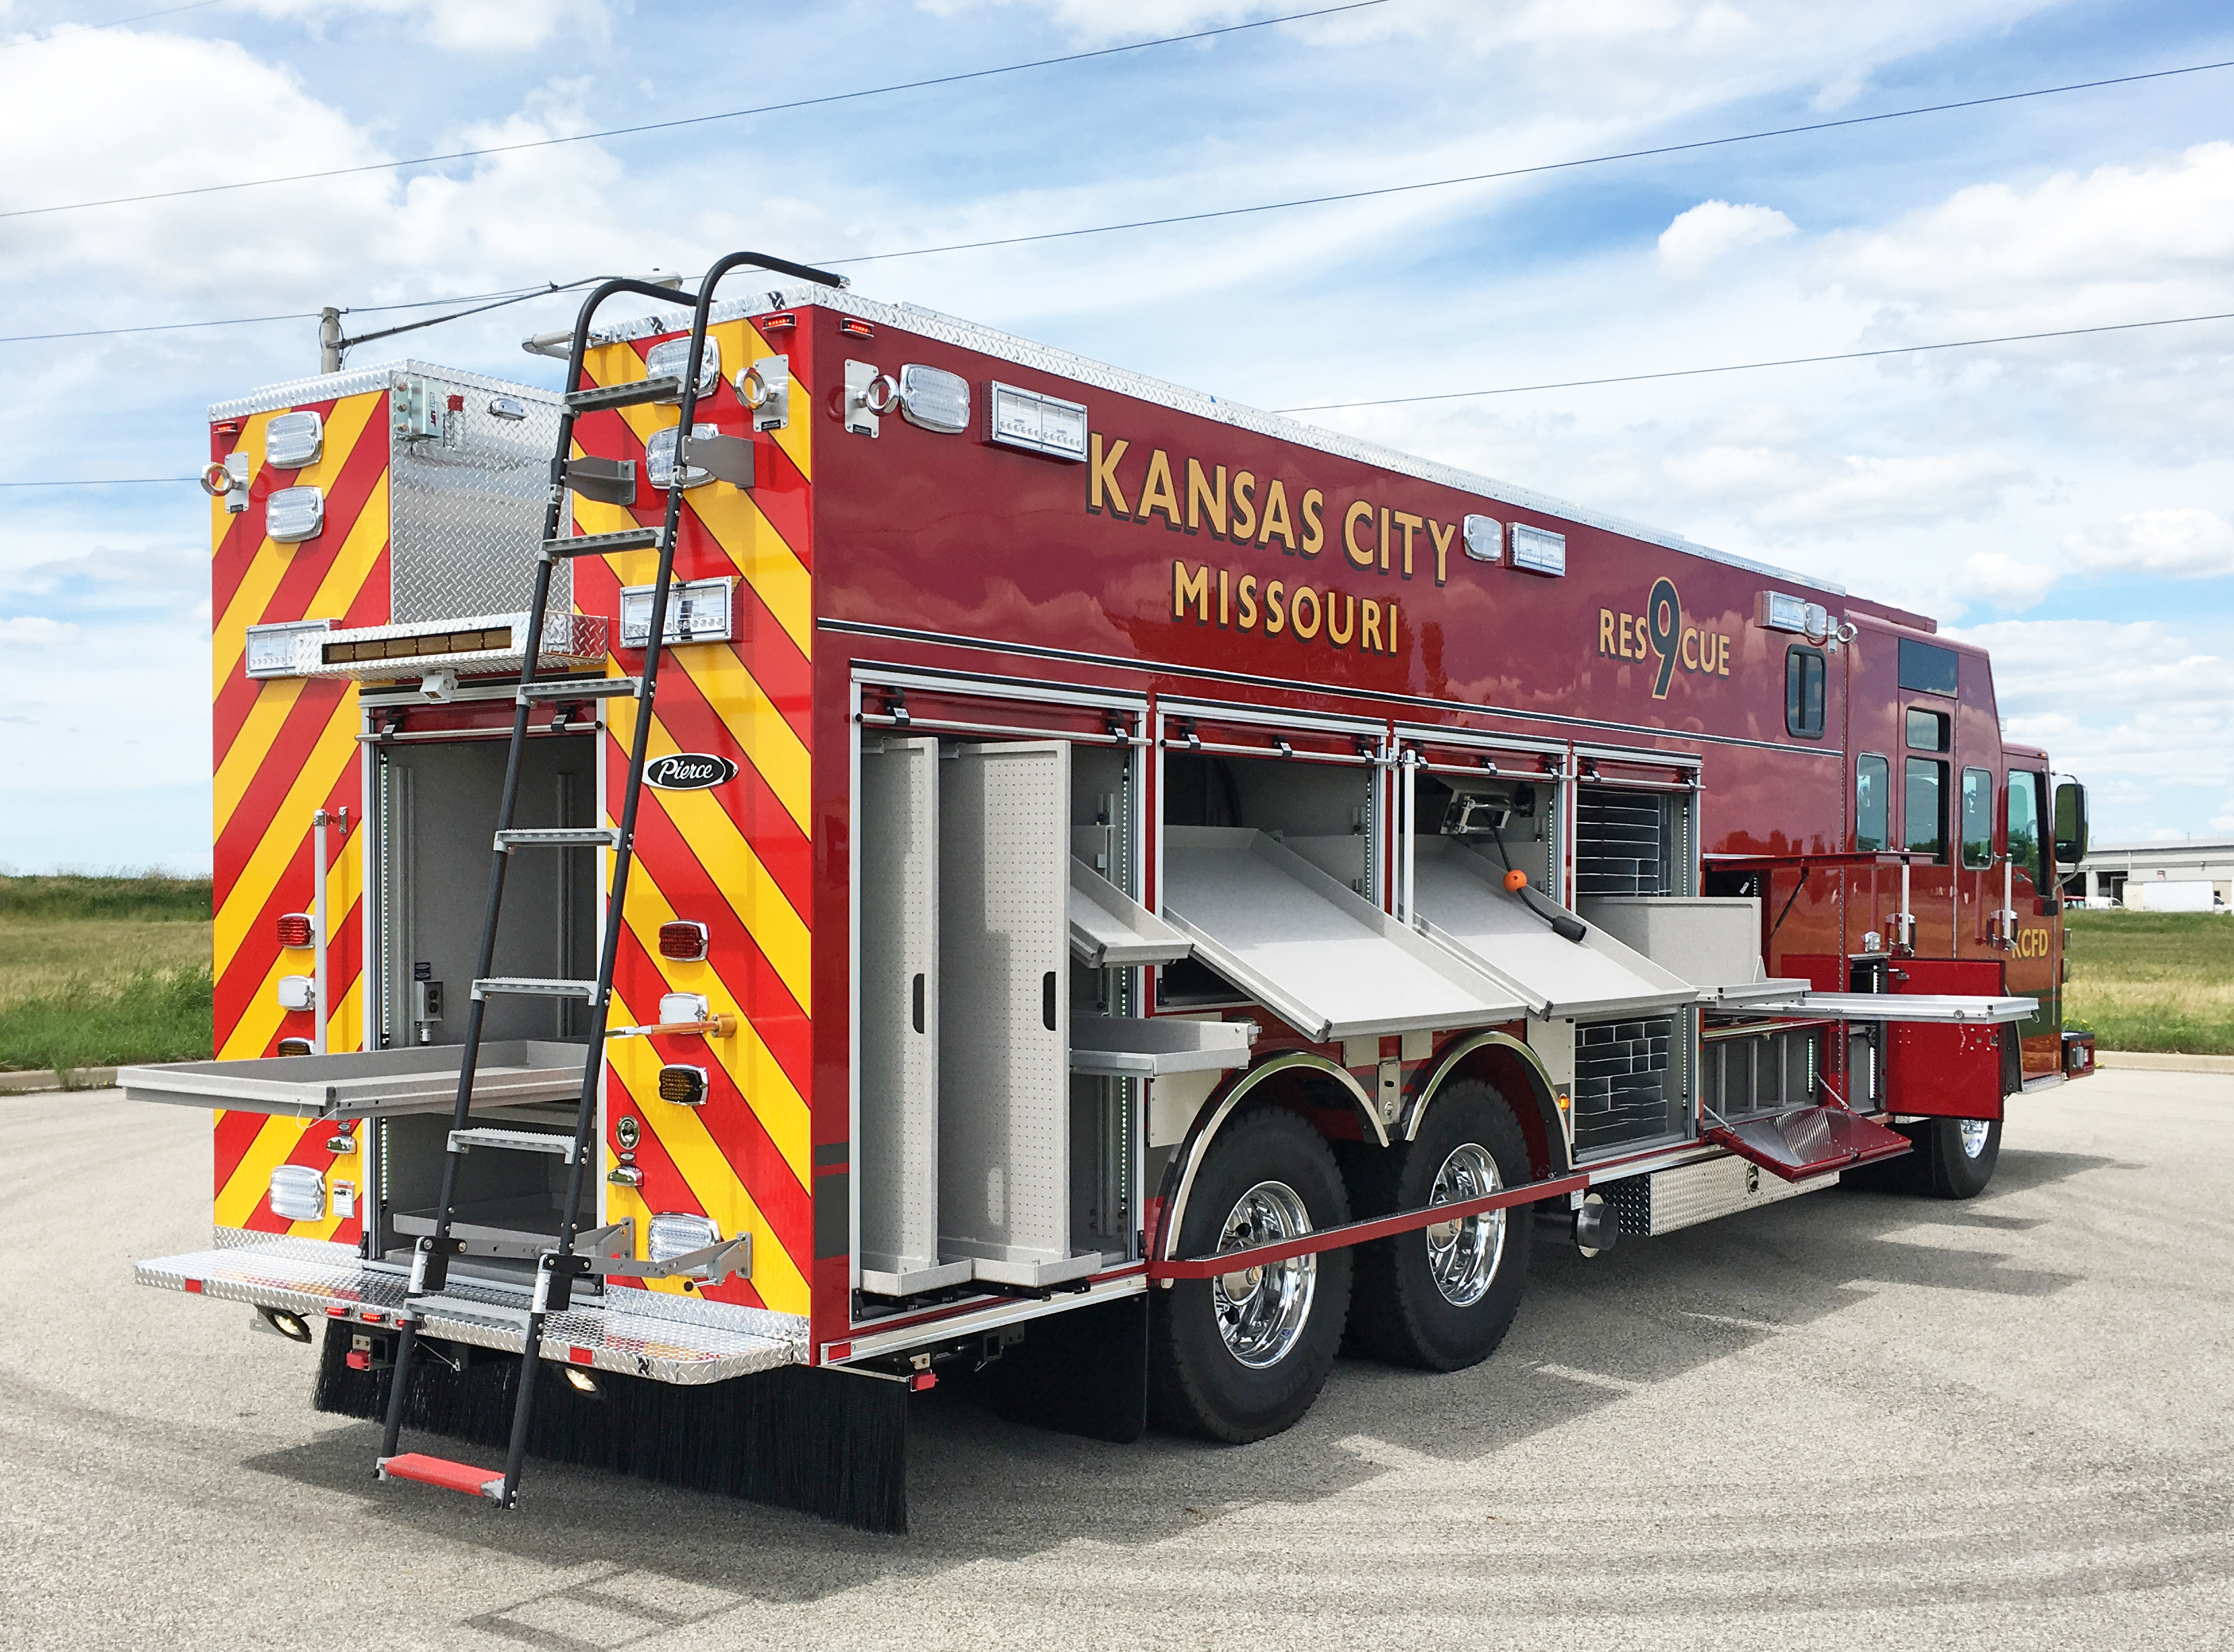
[[117, 1040, 589, 1120]]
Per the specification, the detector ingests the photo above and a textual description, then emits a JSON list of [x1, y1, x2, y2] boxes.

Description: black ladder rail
[[377, 253, 845, 1503]]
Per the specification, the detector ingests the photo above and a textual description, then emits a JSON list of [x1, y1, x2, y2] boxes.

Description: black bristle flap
[[316, 1321, 907, 1532]]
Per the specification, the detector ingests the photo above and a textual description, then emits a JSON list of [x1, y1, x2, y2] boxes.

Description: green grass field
[[2064, 910, 2234, 1055], [0, 875, 214, 1081]]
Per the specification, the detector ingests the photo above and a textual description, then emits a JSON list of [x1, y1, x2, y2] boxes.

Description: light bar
[[265, 485, 325, 543], [322, 623, 512, 666], [294, 611, 609, 681], [1756, 590, 1830, 636], [243, 618, 331, 680], [899, 364, 970, 433], [263, 409, 325, 469], [987, 381, 1089, 462], [1510, 522, 1566, 576], [645, 336, 720, 401], [658, 920, 709, 962], [657, 1064, 709, 1106], [618, 577, 734, 649]]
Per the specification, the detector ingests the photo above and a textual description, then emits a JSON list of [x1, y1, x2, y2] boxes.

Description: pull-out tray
[[1069, 1016, 1252, 1077], [1407, 840, 1700, 1019], [1161, 827, 1527, 1042], [1733, 992, 2039, 1025], [115, 1041, 589, 1119], [1070, 860, 1193, 967]]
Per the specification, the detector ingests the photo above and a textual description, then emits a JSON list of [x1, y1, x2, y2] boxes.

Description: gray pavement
[[3, 1072, 2229, 1651]]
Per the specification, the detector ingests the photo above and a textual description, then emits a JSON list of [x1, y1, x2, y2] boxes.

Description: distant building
[[2067, 838, 2234, 907]]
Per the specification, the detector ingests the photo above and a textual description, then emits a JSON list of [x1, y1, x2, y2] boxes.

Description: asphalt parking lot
[[3, 1070, 2229, 1651]]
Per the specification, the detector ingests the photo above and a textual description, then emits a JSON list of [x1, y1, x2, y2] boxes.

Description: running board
[[378, 1453, 507, 1502], [1706, 1104, 1911, 1182]]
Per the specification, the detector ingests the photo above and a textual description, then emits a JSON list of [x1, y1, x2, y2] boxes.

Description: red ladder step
[[377, 1453, 506, 1502]]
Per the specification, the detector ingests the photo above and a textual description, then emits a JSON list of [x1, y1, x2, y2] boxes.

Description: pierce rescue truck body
[[128, 257, 2095, 1530]]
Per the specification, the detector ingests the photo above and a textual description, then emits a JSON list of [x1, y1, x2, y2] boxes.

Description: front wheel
[[1149, 1106, 1353, 1442], [1919, 1115, 2001, 1199]]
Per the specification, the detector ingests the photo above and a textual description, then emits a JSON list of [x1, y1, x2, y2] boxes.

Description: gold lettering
[[1680, 627, 1698, 670], [1291, 585, 1322, 640], [1089, 434, 1130, 517], [1600, 608, 1616, 656], [1391, 509, 1423, 578], [1173, 560, 1210, 623], [1428, 518, 1455, 585], [1362, 599, 1383, 651], [1258, 480, 1296, 552], [1386, 602, 1398, 655], [1266, 579, 1287, 635], [1379, 506, 1392, 572], [1300, 488, 1325, 557], [1343, 500, 1375, 568], [1717, 633, 1731, 676], [1139, 449, 1181, 528], [1218, 567, 1230, 627], [1238, 573, 1259, 631], [1329, 591, 1355, 646], [1186, 459, 1227, 538], [1230, 471, 1259, 543], [1619, 613, 1635, 658]]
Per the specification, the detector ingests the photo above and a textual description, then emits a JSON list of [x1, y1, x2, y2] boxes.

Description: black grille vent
[[1572, 1016, 1676, 1151], [1574, 786, 1671, 896]]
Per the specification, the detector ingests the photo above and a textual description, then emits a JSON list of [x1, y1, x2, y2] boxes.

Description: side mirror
[[2054, 779, 2089, 869]]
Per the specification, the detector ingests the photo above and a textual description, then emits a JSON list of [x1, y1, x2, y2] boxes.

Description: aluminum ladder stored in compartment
[[375, 250, 845, 1513]]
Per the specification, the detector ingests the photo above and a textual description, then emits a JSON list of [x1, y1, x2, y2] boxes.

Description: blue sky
[[1, 0, 2230, 870]]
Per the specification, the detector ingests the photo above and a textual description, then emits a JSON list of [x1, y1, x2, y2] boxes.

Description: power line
[[0, 476, 199, 486], [0, 0, 222, 51], [0, 279, 626, 345], [1274, 311, 2234, 411], [0, 1, 1386, 222], [818, 57, 2234, 266]]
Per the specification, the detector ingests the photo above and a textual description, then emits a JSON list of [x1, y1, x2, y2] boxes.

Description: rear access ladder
[[376, 251, 843, 1509]]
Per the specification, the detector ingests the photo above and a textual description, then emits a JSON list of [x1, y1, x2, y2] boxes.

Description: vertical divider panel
[[938, 741, 1087, 1285], [856, 737, 955, 1292]]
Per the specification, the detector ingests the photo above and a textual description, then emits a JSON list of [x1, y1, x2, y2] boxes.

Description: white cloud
[[1656, 199, 1796, 279], [2065, 508, 2234, 578], [0, 616, 80, 645], [1956, 550, 2056, 610], [229, 0, 609, 51], [1659, 445, 2025, 531]]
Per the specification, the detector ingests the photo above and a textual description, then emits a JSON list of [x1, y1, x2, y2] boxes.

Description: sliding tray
[[1070, 860, 1193, 967], [1161, 827, 1527, 1042], [1732, 992, 2039, 1024], [1069, 1015, 1252, 1077], [1408, 839, 1700, 1019], [115, 1041, 589, 1120]]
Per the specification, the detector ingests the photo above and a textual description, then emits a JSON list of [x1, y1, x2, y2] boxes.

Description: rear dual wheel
[[1918, 1114, 2001, 1199]]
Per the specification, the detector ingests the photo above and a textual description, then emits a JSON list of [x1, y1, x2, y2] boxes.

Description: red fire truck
[[128, 251, 2096, 1532]]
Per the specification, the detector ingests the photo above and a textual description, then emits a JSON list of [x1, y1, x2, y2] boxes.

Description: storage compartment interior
[[1412, 770, 1557, 895], [372, 732, 598, 1050], [373, 1102, 612, 1288], [1573, 782, 1691, 897], [1699, 1021, 1822, 1118]]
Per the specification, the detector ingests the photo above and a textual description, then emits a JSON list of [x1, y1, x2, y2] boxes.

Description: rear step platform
[[137, 1237, 806, 1384], [378, 1453, 506, 1501]]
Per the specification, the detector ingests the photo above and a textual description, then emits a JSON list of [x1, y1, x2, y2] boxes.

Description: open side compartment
[[1706, 1105, 1913, 1182]]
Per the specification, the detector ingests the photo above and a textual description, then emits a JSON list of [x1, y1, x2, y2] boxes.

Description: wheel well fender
[[1154, 1051, 1384, 1261], [1403, 1031, 1570, 1180]]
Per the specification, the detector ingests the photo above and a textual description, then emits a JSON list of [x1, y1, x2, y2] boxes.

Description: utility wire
[[0, 0, 222, 50], [818, 57, 2234, 266], [0, 1, 1386, 221], [13, 308, 2232, 490], [1273, 310, 2234, 410]]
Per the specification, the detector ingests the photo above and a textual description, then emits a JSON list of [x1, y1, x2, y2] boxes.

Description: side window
[[1905, 707, 1949, 751], [1785, 647, 1826, 738], [1961, 767, 1995, 868], [1857, 753, 1890, 852], [1905, 757, 1946, 861], [2008, 771, 2044, 893]]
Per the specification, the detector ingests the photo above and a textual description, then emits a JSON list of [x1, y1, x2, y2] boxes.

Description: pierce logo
[[643, 753, 736, 791]]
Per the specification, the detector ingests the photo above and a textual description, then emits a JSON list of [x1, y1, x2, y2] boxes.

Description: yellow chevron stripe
[[617, 858, 810, 1185], [608, 697, 811, 1011], [213, 693, 361, 976], [604, 986, 810, 1316], [220, 949, 298, 1061], [212, 391, 382, 689], [214, 676, 305, 829], [212, 1113, 344, 1239]]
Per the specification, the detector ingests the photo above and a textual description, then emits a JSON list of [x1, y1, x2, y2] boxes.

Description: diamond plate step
[[542, 526, 664, 559], [472, 977, 601, 1002], [518, 677, 640, 703], [493, 828, 618, 850], [447, 1126, 579, 1163], [566, 377, 683, 412]]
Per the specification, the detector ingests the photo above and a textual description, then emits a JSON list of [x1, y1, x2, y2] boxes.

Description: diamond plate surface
[[1603, 1153, 1839, 1238], [137, 1239, 806, 1384]]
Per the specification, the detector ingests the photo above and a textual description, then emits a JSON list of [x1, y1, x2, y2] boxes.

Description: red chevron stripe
[[736, 431, 810, 573], [211, 395, 348, 619], [214, 675, 350, 881], [614, 923, 811, 1261], [604, 1096, 768, 1312], [213, 1108, 267, 1195], [214, 773, 358, 1044], [612, 769, 812, 1099]]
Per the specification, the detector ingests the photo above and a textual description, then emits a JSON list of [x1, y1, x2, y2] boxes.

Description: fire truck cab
[[125, 262, 2093, 1527]]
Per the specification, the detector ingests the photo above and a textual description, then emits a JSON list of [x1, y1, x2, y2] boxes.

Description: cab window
[[2008, 771, 2045, 891], [1905, 757, 1946, 861], [1906, 707, 1949, 751], [1961, 767, 1995, 868], [1785, 647, 1826, 739], [1857, 753, 1890, 852]]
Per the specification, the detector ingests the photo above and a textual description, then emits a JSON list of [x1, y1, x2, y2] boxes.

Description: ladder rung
[[378, 1453, 507, 1502], [542, 526, 664, 559], [472, 977, 602, 1001], [449, 1127, 580, 1164], [519, 677, 640, 703], [566, 376, 684, 412], [494, 828, 618, 850]]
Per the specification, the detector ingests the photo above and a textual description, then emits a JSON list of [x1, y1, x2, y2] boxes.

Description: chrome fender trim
[[1402, 1029, 1566, 1162]]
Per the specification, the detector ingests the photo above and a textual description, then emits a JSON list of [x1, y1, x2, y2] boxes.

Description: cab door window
[[1857, 753, 1890, 852], [1960, 767, 1995, 868], [1905, 757, 1946, 861], [2008, 771, 2045, 893]]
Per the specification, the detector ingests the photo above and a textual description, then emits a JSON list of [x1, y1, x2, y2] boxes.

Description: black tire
[[1347, 1081, 1534, 1372], [1919, 1115, 2001, 1199], [1149, 1106, 1353, 1443]]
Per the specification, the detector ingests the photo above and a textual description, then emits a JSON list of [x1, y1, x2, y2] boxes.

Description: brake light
[[658, 920, 708, 961], [276, 912, 314, 948]]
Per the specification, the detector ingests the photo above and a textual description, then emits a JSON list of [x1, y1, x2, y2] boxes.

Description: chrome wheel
[[1958, 1118, 1992, 1159], [1213, 1180, 1316, 1369], [1423, 1142, 1505, 1307]]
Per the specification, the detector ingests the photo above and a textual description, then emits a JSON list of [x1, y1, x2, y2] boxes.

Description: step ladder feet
[[378, 1453, 508, 1503]]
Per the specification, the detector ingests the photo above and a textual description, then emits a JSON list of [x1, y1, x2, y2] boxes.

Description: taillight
[[658, 1065, 708, 1106], [276, 912, 314, 947], [658, 920, 708, 961], [276, 1037, 314, 1056]]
